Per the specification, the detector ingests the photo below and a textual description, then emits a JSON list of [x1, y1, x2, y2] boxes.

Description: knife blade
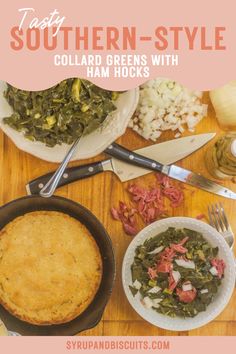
[[106, 143, 236, 200], [112, 133, 215, 181], [26, 133, 215, 195]]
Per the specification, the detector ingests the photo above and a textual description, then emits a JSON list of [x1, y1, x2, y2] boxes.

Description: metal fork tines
[[208, 203, 234, 249]]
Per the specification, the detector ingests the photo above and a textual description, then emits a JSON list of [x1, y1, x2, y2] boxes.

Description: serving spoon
[[40, 115, 109, 198], [40, 136, 82, 198]]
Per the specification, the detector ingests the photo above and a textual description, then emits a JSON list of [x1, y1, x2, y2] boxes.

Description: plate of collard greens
[[0, 80, 139, 162], [122, 217, 235, 331]]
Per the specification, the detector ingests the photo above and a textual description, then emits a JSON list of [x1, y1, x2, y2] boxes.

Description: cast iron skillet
[[0, 195, 115, 336]]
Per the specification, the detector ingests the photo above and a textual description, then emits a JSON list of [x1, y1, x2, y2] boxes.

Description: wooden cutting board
[[0, 93, 235, 336]]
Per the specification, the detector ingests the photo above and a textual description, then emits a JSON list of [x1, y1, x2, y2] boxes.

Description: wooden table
[[0, 94, 235, 336]]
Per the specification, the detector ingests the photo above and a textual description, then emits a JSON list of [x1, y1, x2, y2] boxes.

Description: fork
[[208, 203, 236, 287], [208, 202, 234, 250]]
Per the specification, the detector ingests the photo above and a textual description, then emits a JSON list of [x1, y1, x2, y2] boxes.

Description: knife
[[26, 133, 215, 195], [106, 143, 236, 200]]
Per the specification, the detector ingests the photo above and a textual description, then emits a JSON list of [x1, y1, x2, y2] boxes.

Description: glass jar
[[205, 133, 236, 179]]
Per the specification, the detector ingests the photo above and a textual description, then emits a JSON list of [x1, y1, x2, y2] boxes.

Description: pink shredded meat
[[111, 175, 185, 236], [111, 201, 138, 236], [156, 237, 190, 276], [110, 207, 120, 220], [156, 261, 173, 273], [159, 237, 188, 262], [195, 213, 206, 220], [148, 267, 158, 279], [179, 236, 189, 245], [168, 270, 178, 291], [157, 174, 184, 207], [176, 284, 197, 303], [159, 247, 176, 262], [123, 222, 137, 236], [211, 258, 226, 279], [170, 243, 187, 254], [128, 184, 165, 224]]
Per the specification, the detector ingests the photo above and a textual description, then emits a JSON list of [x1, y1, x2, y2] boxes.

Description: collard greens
[[3, 79, 118, 147], [130, 228, 224, 318]]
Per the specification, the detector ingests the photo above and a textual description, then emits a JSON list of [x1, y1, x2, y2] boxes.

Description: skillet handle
[[77, 307, 105, 335]]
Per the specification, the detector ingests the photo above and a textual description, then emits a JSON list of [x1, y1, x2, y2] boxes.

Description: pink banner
[[1, 336, 236, 354], [0, 0, 235, 90], [0, 0, 236, 349]]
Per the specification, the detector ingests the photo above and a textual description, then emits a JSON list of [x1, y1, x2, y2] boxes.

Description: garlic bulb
[[210, 81, 236, 129]]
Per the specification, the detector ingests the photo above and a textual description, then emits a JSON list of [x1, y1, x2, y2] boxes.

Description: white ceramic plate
[[0, 81, 139, 162], [122, 217, 236, 331]]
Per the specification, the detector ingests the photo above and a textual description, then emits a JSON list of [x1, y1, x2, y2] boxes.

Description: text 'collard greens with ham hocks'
[[130, 228, 225, 318]]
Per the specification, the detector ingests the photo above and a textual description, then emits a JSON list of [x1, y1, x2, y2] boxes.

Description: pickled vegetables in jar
[[205, 133, 236, 179]]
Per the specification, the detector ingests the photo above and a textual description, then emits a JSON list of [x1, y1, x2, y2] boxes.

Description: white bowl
[[122, 217, 236, 331], [0, 81, 139, 163]]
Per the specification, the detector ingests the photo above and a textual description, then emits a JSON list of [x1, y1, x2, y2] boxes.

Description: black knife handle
[[105, 143, 164, 172], [27, 161, 104, 195]]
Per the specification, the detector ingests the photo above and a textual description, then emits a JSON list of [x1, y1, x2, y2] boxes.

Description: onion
[[142, 296, 162, 309], [142, 296, 154, 309], [172, 270, 181, 283], [148, 286, 161, 294], [175, 259, 195, 269], [152, 298, 162, 308], [133, 279, 142, 290], [210, 266, 218, 276], [147, 246, 164, 254], [210, 81, 236, 128], [182, 283, 193, 291]]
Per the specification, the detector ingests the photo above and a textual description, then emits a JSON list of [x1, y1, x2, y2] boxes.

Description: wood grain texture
[[0, 93, 235, 336]]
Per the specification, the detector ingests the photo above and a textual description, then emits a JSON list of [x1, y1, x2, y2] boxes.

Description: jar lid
[[231, 139, 236, 157]]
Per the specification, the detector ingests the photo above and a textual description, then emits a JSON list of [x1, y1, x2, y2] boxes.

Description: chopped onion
[[147, 246, 164, 254], [172, 270, 181, 283], [142, 297, 162, 309], [210, 266, 218, 276], [182, 282, 193, 291], [148, 286, 161, 294], [175, 259, 195, 269], [142, 296, 154, 309], [152, 298, 162, 308], [200, 289, 209, 294], [129, 78, 207, 141], [133, 279, 142, 290]]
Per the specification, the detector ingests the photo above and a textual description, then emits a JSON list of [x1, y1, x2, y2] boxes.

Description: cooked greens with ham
[[130, 227, 225, 318], [3, 79, 119, 147]]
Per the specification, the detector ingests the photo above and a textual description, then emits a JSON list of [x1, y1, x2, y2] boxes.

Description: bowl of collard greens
[[122, 217, 235, 331], [0, 80, 139, 162]]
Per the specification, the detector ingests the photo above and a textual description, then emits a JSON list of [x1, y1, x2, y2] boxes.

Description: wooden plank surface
[[0, 93, 235, 336]]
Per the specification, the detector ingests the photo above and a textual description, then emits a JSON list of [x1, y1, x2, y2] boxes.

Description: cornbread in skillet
[[0, 211, 102, 325]]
